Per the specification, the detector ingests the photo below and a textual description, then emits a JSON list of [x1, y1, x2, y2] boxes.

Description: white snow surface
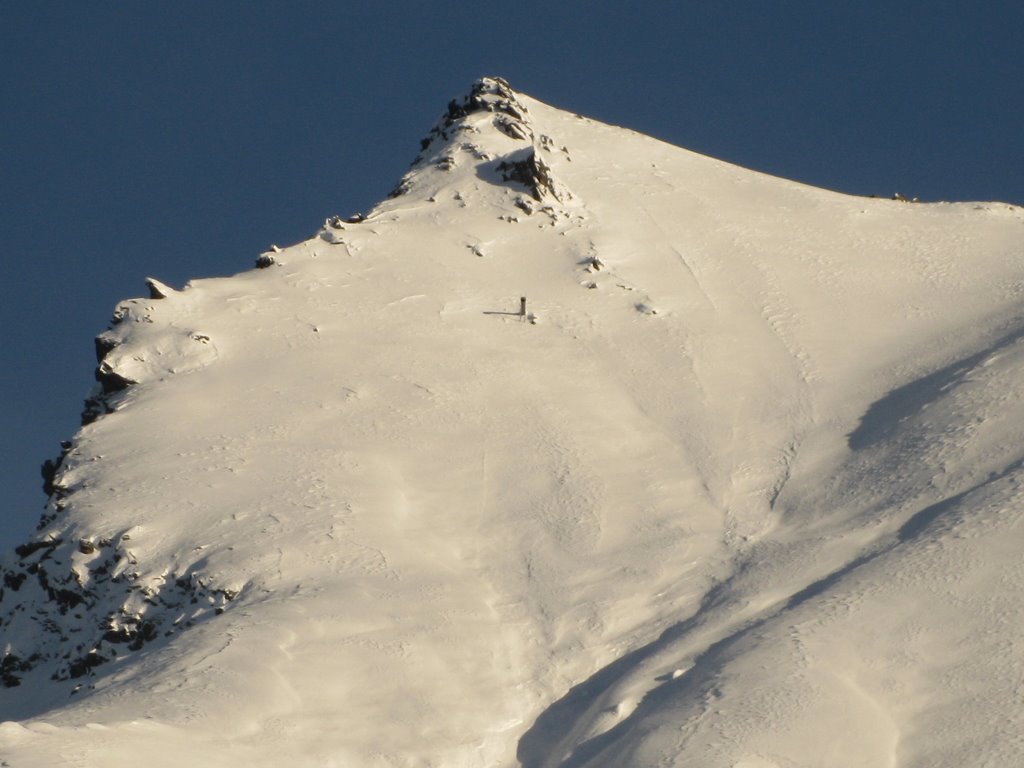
[[3, 77, 1024, 767]]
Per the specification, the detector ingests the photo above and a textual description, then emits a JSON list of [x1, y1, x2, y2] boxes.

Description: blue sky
[[2, 2, 1022, 550]]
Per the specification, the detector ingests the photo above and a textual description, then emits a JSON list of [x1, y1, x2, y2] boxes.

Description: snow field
[[2, 78, 1023, 766]]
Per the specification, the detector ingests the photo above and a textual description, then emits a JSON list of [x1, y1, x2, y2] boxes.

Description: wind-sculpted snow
[[2, 78, 1023, 767]]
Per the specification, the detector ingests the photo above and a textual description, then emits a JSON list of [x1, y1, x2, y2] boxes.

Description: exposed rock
[[145, 278, 175, 299], [1, 654, 34, 688], [497, 150, 563, 202], [3, 572, 26, 591], [387, 174, 415, 199], [81, 390, 114, 426], [391, 78, 574, 210], [95, 361, 135, 395], [40, 441, 71, 497], [414, 77, 529, 160], [94, 332, 119, 364], [513, 197, 535, 215], [0, 523, 247, 684], [80, 297, 219, 426], [66, 650, 106, 680], [494, 115, 531, 141], [14, 539, 61, 560]]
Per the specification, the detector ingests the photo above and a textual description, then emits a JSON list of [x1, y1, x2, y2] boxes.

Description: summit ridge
[[389, 76, 573, 208]]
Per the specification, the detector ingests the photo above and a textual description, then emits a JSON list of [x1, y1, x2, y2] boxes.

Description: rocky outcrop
[[80, 286, 218, 426], [496, 148, 563, 202], [387, 77, 573, 210], [0, 521, 244, 687], [415, 76, 527, 157], [2, 282, 231, 691]]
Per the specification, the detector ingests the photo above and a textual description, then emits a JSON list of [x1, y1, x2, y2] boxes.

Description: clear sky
[[2, 2, 1021, 551]]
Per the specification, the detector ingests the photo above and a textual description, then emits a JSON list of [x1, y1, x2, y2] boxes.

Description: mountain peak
[[388, 76, 573, 208], [418, 76, 529, 153], [4, 77, 1024, 767]]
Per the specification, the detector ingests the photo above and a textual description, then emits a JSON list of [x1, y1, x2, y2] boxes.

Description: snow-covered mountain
[[2, 77, 1023, 767]]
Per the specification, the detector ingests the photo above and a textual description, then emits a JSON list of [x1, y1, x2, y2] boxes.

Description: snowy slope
[[2, 77, 1023, 767]]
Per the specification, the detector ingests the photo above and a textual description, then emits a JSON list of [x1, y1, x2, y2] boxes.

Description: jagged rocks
[[494, 115, 531, 141], [417, 76, 526, 155], [102, 615, 158, 651], [0, 525, 246, 686], [82, 338, 137, 424], [3, 274, 239, 689], [496, 149, 563, 202], [94, 333, 119, 363], [95, 360, 136, 396], [66, 650, 106, 680], [14, 539, 62, 561], [1, 654, 35, 688], [3, 571, 27, 591], [79, 289, 219, 426], [318, 215, 349, 244], [81, 392, 114, 426], [392, 77, 574, 211], [40, 440, 72, 497]]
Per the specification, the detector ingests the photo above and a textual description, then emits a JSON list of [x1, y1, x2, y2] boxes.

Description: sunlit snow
[[2, 77, 1023, 767]]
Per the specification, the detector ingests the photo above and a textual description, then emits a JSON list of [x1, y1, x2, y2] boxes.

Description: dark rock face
[[67, 650, 106, 679], [94, 334, 119, 364], [82, 349, 133, 426], [145, 278, 174, 300], [80, 394, 114, 426], [40, 441, 72, 497], [0, 526, 243, 687], [497, 150, 562, 203], [84, 324, 129, 425], [1, 653, 35, 688], [494, 114, 531, 141], [95, 362, 135, 396]]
